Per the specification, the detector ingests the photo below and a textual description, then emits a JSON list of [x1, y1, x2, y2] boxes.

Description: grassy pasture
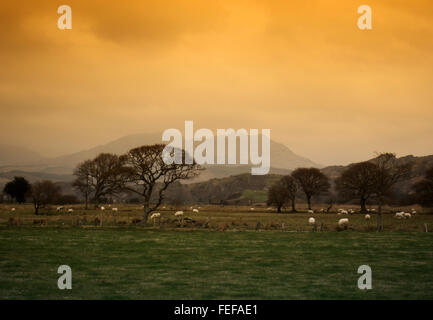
[[0, 204, 432, 232], [0, 229, 433, 299], [1, 204, 432, 299]]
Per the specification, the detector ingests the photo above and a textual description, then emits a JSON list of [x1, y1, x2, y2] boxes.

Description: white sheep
[[192, 208, 199, 213], [338, 218, 349, 227], [341, 210, 348, 215], [100, 206, 105, 211], [411, 210, 417, 215], [365, 214, 371, 220], [150, 212, 161, 225], [395, 212, 404, 219], [174, 211, 184, 217], [404, 212, 412, 219], [307, 209, 314, 214], [250, 207, 255, 211], [112, 207, 118, 212], [371, 208, 376, 212], [56, 206, 63, 212], [320, 208, 324, 213], [308, 217, 316, 225], [67, 208, 73, 213], [11, 208, 16, 212]]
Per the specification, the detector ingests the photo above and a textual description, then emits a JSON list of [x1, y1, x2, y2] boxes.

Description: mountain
[[0, 133, 320, 182], [0, 145, 45, 166]]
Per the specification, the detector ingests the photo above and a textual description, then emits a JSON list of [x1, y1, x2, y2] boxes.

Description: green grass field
[[1, 227, 433, 299]]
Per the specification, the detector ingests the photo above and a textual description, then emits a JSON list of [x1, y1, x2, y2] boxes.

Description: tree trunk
[[291, 199, 297, 213], [277, 205, 281, 213], [360, 198, 367, 213], [377, 197, 383, 232], [143, 200, 151, 223], [85, 193, 88, 210], [306, 195, 312, 210]]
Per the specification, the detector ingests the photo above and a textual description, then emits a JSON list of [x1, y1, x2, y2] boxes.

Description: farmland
[[1, 204, 433, 299]]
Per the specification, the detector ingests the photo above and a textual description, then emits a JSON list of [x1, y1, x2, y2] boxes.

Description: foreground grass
[[1, 228, 433, 299]]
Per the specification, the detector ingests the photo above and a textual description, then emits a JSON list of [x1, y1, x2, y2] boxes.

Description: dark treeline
[[2, 149, 433, 229]]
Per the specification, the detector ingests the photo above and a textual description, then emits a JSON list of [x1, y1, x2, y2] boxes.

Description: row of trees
[[267, 153, 415, 231], [72, 144, 201, 221], [267, 168, 329, 213], [3, 177, 77, 214]]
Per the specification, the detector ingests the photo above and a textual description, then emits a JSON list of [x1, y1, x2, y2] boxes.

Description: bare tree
[[31, 180, 62, 215], [72, 160, 92, 209], [267, 180, 289, 213], [371, 153, 412, 231], [335, 161, 378, 213], [280, 175, 298, 212], [72, 153, 125, 207], [120, 144, 201, 222], [292, 168, 330, 210]]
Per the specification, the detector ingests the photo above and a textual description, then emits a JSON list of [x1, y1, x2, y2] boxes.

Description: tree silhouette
[[120, 144, 201, 222], [3, 176, 31, 203], [335, 162, 378, 213], [292, 168, 330, 210]]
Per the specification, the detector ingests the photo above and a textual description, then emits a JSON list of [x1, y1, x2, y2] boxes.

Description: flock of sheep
[[307, 207, 417, 229], [7, 205, 419, 230], [395, 209, 416, 219]]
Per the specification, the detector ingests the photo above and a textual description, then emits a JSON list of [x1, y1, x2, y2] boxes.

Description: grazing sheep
[[308, 217, 316, 225], [56, 206, 63, 212], [338, 218, 349, 227], [11, 208, 16, 212], [174, 211, 184, 217], [395, 212, 405, 219], [250, 207, 255, 211], [150, 212, 160, 219], [404, 212, 412, 219], [67, 208, 73, 213], [307, 209, 314, 214], [192, 208, 199, 213], [367, 209, 371, 212], [371, 208, 376, 212], [100, 206, 105, 211], [112, 207, 118, 212], [150, 212, 161, 225], [411, 210, 417, 215], [365, 214, 371, 220], [320, 208, 324, 213]]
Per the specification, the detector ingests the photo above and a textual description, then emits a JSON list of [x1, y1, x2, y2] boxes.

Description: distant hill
[[321, 154, 433, 199], [0, 145, 45, 166], [0, 133, 319, 182]]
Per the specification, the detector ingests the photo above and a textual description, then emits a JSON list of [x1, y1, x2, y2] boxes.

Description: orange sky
[[0, 0, 432, 165]]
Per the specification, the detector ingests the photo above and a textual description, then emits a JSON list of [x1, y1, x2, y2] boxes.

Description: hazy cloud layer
[[0, 0, 432, 165]]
